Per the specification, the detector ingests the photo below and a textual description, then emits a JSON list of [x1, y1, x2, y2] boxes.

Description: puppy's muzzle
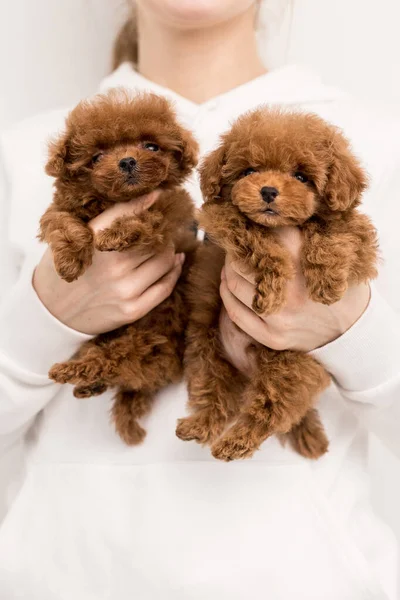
[[119, 157, 137, 174], [260, 186, 279, 204]]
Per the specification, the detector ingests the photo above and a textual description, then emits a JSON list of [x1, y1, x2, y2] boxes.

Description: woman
[[0, 1, 399, 598]]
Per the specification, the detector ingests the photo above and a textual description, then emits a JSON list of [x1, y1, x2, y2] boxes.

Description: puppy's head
[[200, 109, 367, 227], [46, 89, 198, 202]]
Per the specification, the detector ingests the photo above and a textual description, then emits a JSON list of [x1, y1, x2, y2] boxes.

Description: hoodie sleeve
[[0, 135, 92, 456], [310, 156, 400, 457]]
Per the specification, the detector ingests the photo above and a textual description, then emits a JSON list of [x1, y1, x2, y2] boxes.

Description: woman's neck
[[137, 6, 266, 104]]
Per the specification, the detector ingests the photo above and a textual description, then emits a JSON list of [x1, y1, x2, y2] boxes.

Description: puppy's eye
[[144, 142, 160, 152], [242, 167, 258, 177], [92, 152, 104, 165], [294, 171, 309, 183]]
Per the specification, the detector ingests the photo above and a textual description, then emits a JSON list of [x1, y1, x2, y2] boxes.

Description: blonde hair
[[112, 1, 291, 71]]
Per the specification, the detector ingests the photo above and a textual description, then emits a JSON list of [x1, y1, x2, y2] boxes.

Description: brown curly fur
[[39, 89, 198, 445], [176, 109, 378, 461]]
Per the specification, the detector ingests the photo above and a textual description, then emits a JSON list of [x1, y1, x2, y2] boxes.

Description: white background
[[0, 0, 400, 578], [1, 0, 400, 128]]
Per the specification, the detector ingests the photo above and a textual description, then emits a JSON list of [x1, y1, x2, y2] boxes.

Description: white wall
[[2, 0, 400, 126], [286, 0, 400, 111], [1, 0, 400, 576], [0, 0, 124, 128]]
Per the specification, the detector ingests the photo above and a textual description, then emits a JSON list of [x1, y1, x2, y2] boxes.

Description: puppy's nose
[[260, 186, 279, 204], [119, 157, 137, 173]]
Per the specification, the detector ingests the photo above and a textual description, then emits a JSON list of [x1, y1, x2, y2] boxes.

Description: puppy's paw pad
[[73, 383, 107, 399]]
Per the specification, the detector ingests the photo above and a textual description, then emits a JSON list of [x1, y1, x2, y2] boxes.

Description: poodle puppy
[[176, 108, 378, 461], [39, 89, 198, 445]]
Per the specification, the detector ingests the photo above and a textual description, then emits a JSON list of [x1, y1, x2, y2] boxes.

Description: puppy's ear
[[199, 144, 226, 203], [45, 131, 70, 178], [324, 135, 367, 211], [176, 127, 199, 175]]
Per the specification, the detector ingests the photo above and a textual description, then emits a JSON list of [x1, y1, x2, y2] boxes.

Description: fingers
[[124, 248, 157, 271], [226, 254, 256, 285], [226, 243, 307, 312], [224, 231, 301, 287], [223, 259, 256, 309], [220, 278, 270, 346], [124, 250, 185, 298], [89, 190, 160, 233], [126, 260, 184, 322], [221, 274, 305, 351]]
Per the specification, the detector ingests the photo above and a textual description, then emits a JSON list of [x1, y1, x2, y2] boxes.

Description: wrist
[[0, 269, 92, 375], [310, 284, 400, 391], [294, 283, 371, 353], [33, 251, 88, 333], [328, 283, 370, 343]]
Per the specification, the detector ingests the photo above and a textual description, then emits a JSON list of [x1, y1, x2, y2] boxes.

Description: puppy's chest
[[77, 198, 114, 221]]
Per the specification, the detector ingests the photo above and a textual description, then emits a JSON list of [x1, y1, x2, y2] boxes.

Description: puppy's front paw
[[308, 277, 348, 305], [252, 288, 285, 315], [53, 247, 92, 282], [95, 213, 165, 253], [95, 227, 138, 252]]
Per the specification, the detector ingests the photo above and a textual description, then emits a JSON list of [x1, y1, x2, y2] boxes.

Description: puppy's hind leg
[[176, 242, 242, 446], [49, 340, 119, 387], [211, 350, 330, 461], [176, 328, 244, 445]]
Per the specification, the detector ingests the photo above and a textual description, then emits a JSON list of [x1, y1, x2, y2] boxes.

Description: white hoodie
[[0, 63, 400, 600]]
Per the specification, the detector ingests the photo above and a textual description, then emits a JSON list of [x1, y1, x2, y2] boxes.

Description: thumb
[[89, 190, 160, 233]]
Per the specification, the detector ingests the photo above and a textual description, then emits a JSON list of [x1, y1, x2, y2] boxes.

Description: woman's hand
[[33, 191, 185, 335], [219, 227, 370, 355]]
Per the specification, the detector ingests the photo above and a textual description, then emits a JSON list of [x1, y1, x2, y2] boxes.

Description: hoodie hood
[[99, 62, 346, 119]]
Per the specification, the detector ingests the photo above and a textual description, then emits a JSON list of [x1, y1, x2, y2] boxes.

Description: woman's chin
[[138, 0, 256, 30]]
